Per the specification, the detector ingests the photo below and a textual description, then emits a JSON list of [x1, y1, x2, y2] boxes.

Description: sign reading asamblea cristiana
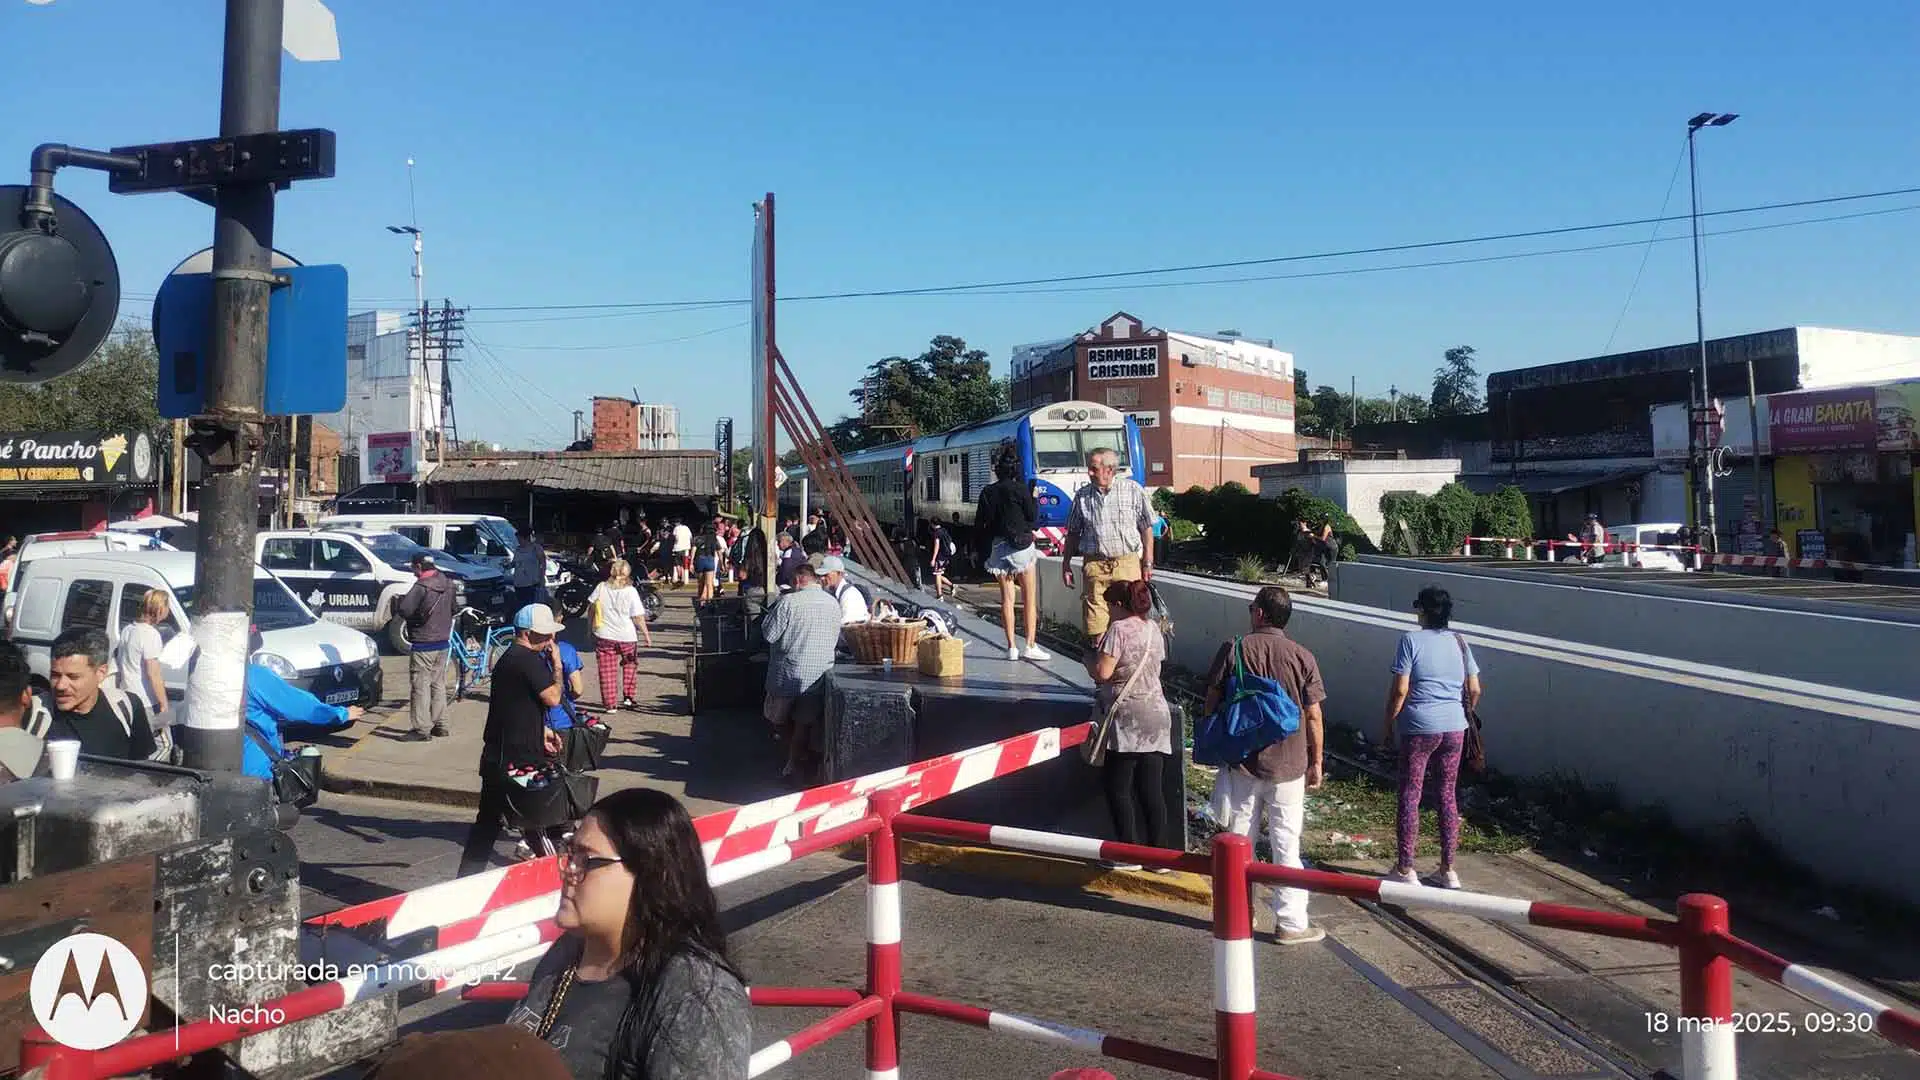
[[0, 432, 158, 487], [1086, 344, 1160, 381]]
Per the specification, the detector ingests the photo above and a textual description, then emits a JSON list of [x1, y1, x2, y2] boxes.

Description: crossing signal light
[[0, 185, 120, 385]]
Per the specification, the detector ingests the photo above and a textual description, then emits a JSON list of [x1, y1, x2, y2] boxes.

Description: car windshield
[[360, 530, 434, 569], [1032, 429, 1129, 472], [482, 518, 519, 550], [173, 576, 315, 632]]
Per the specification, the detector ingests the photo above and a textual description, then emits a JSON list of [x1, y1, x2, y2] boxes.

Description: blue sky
[[5, 0, 1917, 450]]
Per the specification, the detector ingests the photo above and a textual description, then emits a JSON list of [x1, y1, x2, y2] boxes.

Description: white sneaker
[[1426, 869, 1462, 890], [1105, 862, 1144, 872], [1006, 646, 1021, 661], [1385, 867, 1419, 885], [1022, 645, 1052, 661]]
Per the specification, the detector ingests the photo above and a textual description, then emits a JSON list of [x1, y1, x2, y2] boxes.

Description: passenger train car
[[779, 400, 1147, 557]]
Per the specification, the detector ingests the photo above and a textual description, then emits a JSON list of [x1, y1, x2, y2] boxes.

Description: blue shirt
[[241, 664, 356, 780], [1391, 629, 1478, 736], [545, 641, 583, 729]]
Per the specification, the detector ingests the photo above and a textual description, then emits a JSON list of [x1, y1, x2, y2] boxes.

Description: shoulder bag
[[1081, 629, 1153, 767], [1453, 633, 1486, 774], [1192, 637, 1300, 767], [242, 723, 322, 808]]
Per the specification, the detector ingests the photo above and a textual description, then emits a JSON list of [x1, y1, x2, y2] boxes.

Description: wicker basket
[[845, 620, 926, 665]]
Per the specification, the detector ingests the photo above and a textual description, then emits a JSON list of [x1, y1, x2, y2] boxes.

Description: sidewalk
[[319, 591, 791, 816]]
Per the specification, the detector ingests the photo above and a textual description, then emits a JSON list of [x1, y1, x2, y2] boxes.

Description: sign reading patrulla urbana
[[1769, 382, 1918, 453], [0, 432, 157, 486]]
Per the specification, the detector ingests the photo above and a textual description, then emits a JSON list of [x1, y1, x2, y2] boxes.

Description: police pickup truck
[[255, 528, 515, 652]]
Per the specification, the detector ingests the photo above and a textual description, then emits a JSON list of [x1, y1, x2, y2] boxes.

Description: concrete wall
[[1330, 556, 1920, 700], [1035, 559, 1920, 901]]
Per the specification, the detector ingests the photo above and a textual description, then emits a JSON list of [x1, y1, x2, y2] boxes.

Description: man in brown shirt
[[1203, 585, 1326, 944]]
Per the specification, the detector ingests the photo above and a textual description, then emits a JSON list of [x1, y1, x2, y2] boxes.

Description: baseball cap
[[819, 555, 846, 574], [513, 603, 565, 635], [413, 552, 436, 567]]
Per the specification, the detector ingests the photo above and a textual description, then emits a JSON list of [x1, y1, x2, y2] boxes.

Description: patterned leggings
[[595, 638, 638, 705], [1396, 730, 1466, 870]]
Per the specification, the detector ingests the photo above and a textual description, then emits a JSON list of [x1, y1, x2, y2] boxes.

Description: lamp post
[[1688, 111, 1737, 550]]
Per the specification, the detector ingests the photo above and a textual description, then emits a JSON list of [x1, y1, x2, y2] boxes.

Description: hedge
[[1170, 483, 1374, 563], [1377, 482, 1537, 556]]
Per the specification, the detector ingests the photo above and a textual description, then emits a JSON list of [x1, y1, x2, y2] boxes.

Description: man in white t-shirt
[[670, 518, 694, 586]]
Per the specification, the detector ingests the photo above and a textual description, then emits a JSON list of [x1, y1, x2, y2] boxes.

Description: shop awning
[[1461, 467, 1651, 497]]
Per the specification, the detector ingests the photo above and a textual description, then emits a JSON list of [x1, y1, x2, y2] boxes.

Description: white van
[[256, 527, 516, 651], [317, 514, 520, 571], [6, 551, 384, 708], [1598, 522, 1691, 571]]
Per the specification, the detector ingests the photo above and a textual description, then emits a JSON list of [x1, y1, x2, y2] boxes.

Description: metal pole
[[184, 0, 284, 773], [759, 196, 779, 599], [1689, 128, 1719, 551]]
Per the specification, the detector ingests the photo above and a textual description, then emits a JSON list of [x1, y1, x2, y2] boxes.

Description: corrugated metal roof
[[425, 451, 717, 498]]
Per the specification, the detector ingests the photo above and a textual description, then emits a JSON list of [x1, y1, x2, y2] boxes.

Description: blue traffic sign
[[153, 263, 349, 419]]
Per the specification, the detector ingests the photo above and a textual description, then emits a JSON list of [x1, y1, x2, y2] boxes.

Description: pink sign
[[1768, 387, 1878, 452]]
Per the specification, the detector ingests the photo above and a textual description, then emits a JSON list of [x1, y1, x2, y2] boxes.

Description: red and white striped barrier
[[1706, 553, 1873, 571], [309, 724, 1084, 945], [1212, 833, 1258, 1080], [1707, 923, 1920, 1054], [697, 725, 1074, 868], [893, 992, 1221, 1079], [749, 996, 885, 1078], [866, 789, 906, 1080]]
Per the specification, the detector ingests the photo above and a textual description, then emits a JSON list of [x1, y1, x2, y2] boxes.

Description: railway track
[[949, 585, 1660, 1078]]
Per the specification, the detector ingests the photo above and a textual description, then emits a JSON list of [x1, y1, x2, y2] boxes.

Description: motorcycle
[[555, 556, 663, 623]]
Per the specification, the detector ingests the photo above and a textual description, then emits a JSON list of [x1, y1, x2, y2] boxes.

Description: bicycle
[[450, 606, 517, 700]]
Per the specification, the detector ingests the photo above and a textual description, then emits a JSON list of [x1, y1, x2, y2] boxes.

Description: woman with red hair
[[1084, 578, 1174, 856]]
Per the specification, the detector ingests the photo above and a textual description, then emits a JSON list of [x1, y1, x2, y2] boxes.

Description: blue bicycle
[[450, 607, 516, 700]]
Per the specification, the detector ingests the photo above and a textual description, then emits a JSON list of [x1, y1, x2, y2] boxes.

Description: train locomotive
[[779, 400, 1147, 558]]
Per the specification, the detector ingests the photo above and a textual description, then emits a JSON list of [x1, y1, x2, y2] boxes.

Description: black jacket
[[975, 477, 1038, 551]]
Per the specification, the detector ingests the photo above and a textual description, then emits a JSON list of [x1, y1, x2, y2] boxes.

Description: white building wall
[[1165, 331, 1295, 382], [1795, 327, 1920, 388], [320, 310, 446, 446], [1257, 460, 1460, 543]]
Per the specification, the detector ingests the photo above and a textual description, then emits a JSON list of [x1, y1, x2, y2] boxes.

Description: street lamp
[[1687, 111, 1737, 550]]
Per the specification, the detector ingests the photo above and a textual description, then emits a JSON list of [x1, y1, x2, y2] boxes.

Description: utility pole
[[1688, 112, 1737, 552], [169, 418, 187, 515], [183, 0, 286, 772], [1350, 376, 1358, 433]]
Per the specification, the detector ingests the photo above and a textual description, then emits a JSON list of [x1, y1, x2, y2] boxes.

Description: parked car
[[256, 527, 515, 652], [317, 513, 520, 573], [6, 551, 383, 708]]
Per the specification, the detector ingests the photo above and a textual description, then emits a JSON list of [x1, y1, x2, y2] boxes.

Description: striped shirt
[[1067, 477, 1153, 558], [761, 585, 845, 698]]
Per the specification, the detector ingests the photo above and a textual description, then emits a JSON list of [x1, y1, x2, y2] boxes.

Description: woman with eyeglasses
[[510, 789, 750, 1079]]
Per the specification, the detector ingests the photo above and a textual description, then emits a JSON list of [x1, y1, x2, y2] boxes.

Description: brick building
[[591, 397, 681, 451], [1010, 312, 1297, 490]]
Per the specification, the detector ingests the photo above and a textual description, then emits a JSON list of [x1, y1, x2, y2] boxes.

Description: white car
[[256, 527, 516, 652], [6, 551, 384, 708]]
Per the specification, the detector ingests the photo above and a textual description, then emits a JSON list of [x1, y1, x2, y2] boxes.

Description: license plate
[[325, 689, 359, 705]]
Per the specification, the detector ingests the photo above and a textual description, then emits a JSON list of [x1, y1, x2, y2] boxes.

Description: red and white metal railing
[[21, 720, 1920, 1080], [1459, 535, 1888, 573]]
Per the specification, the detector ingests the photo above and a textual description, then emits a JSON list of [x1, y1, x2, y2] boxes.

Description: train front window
[[1032, 429, 1129, 471]]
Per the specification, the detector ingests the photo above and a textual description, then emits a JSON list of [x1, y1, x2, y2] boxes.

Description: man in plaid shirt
[[1061, 447, 1154, 639]]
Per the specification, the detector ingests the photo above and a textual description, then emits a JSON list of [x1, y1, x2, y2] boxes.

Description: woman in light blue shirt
[[1381, 586, 1480, 889]]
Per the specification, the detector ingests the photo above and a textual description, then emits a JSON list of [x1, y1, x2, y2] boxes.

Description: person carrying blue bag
[[1198, 585, 1328, 945]]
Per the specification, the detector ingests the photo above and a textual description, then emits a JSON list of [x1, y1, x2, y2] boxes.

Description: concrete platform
[[830, 567, 1188, 847]]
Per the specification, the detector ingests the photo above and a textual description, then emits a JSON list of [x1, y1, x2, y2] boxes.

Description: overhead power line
[[443, 183, 1920, 313]]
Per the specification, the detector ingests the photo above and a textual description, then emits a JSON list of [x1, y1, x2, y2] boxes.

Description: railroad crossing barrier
[[1459, 535, 1904, 574], [19, 723, 1920, 1080]]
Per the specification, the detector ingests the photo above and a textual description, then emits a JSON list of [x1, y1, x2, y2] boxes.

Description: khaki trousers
[[1080, 553, 1143, 639]]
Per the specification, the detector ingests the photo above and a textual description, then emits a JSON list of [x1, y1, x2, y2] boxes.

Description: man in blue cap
[[458, 603, 567, 876]]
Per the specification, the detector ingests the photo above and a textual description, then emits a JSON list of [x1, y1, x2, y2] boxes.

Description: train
[[778, 400, 1148, 557]]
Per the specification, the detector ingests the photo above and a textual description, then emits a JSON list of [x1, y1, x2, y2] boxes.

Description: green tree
[[0, 328, 163, 436], [834, 335, 1007, 450], [1431, 345, 1483, 416], [1293, 369, 1323, 437]]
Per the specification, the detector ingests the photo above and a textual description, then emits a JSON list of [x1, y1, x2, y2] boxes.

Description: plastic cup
[[881, 658, 893, 673], [45, 740, 81, 780]]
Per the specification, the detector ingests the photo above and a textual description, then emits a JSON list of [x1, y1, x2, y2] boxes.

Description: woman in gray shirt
[[511, 789, 750, 1079]]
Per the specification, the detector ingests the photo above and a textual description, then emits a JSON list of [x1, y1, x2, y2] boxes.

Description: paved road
[[294, 593, 1915, 1079]]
